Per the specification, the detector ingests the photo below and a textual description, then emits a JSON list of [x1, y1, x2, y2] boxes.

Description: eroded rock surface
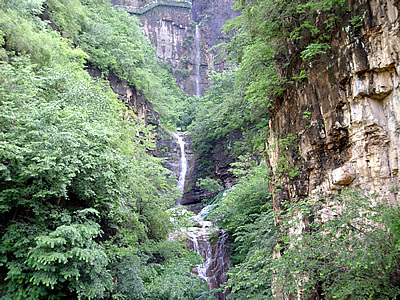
[[267, 0, 400, 210], [111, 0, 238, 96]]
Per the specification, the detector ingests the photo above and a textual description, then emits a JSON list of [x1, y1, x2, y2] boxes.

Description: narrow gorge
[[0, 0, 399, 299], [170, 131, 231, 299]]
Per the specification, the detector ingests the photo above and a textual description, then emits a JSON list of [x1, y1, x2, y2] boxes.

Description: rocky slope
[[266, 0, 400, 212], [87, 65, 159, 126]]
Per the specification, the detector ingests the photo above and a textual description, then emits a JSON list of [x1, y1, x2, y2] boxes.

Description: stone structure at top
[[111, 0, 238, 96]]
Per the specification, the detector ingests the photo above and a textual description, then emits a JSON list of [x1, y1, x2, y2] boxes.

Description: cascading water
[[186, 213, 231, 299], [171, 132, 230, 299], [186, 217, 214, 284], [210, 230, 231, 299], [173, 132, 187, 204], [194, 24, 201, 97]]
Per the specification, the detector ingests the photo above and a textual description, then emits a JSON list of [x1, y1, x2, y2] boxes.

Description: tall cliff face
[[111, 0, 238, 96], [267, 0, 400, 212], [87, 65, 159, 126], [191, 0, 239, 76]]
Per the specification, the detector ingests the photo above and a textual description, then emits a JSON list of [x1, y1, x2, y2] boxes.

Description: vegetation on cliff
[[208, 162, 275, 299], [274, 190, 400, 298], [190, 0, 400, 298], [0, 0, 204, 298], [190, 0, 349, 171], [1, 0, 399, 299]]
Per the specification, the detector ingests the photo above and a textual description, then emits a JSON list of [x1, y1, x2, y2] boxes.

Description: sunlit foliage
[[0, 1, 201, 298]]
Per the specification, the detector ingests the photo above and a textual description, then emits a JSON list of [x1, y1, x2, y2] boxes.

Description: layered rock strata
[[87, 66, 158, 125], [111, 0, 238, 96], [266, 0, 400, 212]]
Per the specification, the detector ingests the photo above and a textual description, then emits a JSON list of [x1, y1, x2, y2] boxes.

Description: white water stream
[[173, 132, 187, 194], [172, 132, 230, 299], [186, 218, 213, 284], [186, 213, 230, 299], [194, 24, 201, 97]]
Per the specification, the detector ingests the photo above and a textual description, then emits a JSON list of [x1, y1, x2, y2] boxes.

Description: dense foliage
[[274, 190, 400, 299], [0, 0, 203, 298], [208, 162, 275, 299], [189, 70, 267, 175], [189, 0, 400, 299]]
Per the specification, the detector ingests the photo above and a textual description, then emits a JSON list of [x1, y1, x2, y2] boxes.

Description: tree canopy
[[0, 1, 203, 298]]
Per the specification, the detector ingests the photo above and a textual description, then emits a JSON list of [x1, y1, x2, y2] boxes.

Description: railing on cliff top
[[116, 0, 192, 15]]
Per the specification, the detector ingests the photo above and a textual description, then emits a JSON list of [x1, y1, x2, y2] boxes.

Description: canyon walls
[[266, 0, 400, 212], [86, 66, 159, 126], [109, 0, 240, 209], [111, 0, 238, 96]]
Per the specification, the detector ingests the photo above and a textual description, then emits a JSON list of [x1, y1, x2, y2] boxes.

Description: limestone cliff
[[111, 0, 238, 96], [266, 0, 400, 212], [86, 65, 158, 125]]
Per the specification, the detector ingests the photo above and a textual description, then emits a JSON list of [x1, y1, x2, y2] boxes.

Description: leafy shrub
[[1, 209, 112, 299], [225, 212, 275, 299], [146, 252, 209, 300], [208, 163, 274, 298], [196, 177, 223, 193], [26, 209, 112, 299], [210, 163, 271, 244], [274, 190, 400, 299]]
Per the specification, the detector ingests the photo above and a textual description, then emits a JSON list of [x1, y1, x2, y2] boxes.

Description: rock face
[[211, 132, 242, 189], [111, 0, 238, 96], [185, 216, 231, 299], [141, 5, 191, 70], [266, 0, 400, 212], [86, 65, 158, 125]]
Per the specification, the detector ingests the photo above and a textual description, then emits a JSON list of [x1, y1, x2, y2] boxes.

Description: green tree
[[274, 190, 400, 299], [207, 163, 275, 298], [0, 53, 179, 298]]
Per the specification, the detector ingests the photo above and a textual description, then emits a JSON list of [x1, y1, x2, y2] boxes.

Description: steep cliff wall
[[111, 0, 238, 96], [190, 0, 239, 95], [267, 0, 400, 212], [86, 65, 183, 182], [136, 4, 195, 93], [192, 0, 238, 73], [87, 65, 159, 125]]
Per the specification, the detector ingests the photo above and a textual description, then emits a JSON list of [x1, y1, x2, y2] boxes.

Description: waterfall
[[187, 213, 231, 299], [173, 132, 187, 203], [170, 132, 230, 298], [186, 219, 213, 284], [194, 24, 201, 97]]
